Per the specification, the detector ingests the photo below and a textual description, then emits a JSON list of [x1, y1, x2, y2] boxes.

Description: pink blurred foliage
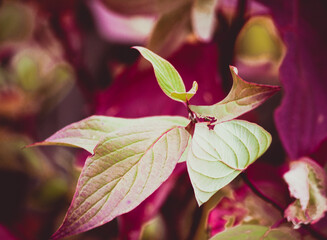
[[219, 0, 269, 16], [2, 0, 327, 239], [118, 163, 186, 240], [208, 191, 248, 236], [246, 162, 290, 208], [0, 225, 19, 240], [208, 162, 290, 236], [96, 43, 225, 118], [88, 0, 156, 45], [255, 0, 327, 159]]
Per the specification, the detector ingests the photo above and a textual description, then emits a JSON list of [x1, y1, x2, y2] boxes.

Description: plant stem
[[271, 218, 287, 229], [184, 100, 197, 124], [240, 172, 284, 214]]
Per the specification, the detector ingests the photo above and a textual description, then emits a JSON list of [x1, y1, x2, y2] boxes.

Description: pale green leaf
[[171, 81, 198, 103], [134, 47, 197, 102], [51, 124, 190, 239], [190, 66, 280, 123], [29, 115, 189, 154], [178, 135, 191, 163], [209, 225, 299, 240], [187, 120, 271, 205]]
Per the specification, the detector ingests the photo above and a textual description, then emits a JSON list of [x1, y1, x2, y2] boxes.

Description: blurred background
[[0, 0, 326, 239]]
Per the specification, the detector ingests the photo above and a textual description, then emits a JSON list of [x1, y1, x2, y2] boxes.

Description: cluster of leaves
[[31, 47, 280, 239], [1, 0, 327, 239]]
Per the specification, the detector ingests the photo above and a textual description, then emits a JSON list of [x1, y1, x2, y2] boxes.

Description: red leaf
[[118, 164, 185, 239], [95, 43, 225, 117], [257, 0, 327, 158]]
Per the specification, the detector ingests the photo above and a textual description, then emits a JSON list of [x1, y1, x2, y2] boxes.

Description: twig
[[240, 172, 284, 214]]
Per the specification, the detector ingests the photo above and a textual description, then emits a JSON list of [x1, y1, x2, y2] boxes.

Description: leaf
[[50, 124, 190, 239], [209, 225, 299, 240], [134, 46, 198, 102], [255, 0, 327, 158], [283, 157, 327, 227], [178, 135, 191, 163], [96, 44, 225, 117], [191, 0, 218, 42], [170, 81, 198, 103], [29, 115, 189, 154], [147, 1, 192, 58], [118, 165, 183, 239], [208, 174, 284, 237], [187, 120, 271, 205], [190, 66, 280, 124]]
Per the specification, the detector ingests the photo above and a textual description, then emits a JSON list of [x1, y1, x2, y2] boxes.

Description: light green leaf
[[187, 120, 271, 205], [134, 46, 198, 102], [29, 115, 189, 154], [178, 135, 191, 163], [50, 124, 190, 239], [190, 66, 280, 123], [171, 81, 198, 103], [209, 225, 299, 240]]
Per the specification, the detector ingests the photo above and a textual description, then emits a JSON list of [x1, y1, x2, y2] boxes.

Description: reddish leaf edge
[[190, 65, 281, 124], [26, 115, 190, 153], [49, 126, 190, 240]]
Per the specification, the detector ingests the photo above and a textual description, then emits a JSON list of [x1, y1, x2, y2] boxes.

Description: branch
[[240, 172, 284, 214]]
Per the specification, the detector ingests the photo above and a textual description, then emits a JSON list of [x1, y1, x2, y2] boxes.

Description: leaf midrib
[[61, 126, 181, 233]]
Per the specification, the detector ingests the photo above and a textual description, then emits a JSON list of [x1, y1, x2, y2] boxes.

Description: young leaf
[[187, 120, 271, 205], [50, 124, 189, 239], [134, 46, 198, 102], [190, 66, 280, 123], [283, 157, 327, 227], [170, 81, 198, 103], [209, 225, 299, 240], [29, 115, 189, 154]]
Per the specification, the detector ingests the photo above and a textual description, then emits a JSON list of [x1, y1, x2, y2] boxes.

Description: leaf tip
[[131, 46, 142, 51], [132, 46, 150, 57], [24, 141, 45, 149], [191, 81, 198, 93], [196, 199, 204, 207], [229, 65, 281, 98], [229, 65, 238, 75]]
